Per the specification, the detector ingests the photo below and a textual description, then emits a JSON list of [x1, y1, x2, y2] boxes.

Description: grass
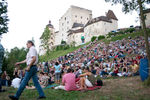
[[103, 29, 150, 43], [1, 76, 150, 100], [39, 42, 89, 61]]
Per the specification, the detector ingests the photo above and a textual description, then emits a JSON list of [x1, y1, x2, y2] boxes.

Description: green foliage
[[91, 36, 97, 42], [124, 28, 135, 33], [107, 28, 136, 38], [61, 40, 67, 45], [105, 0, 150, 13], [0, 0, 9, 35], [55, 44, 70, 51], [40, 26, 51, 52], [98, 35, 105, 40], [39, 42, 89, 62], [103, 29, 150, 43], [2, 47, 28, 78]]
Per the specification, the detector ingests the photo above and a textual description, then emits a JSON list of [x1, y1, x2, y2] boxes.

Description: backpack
[[97, 79, 103, 86]]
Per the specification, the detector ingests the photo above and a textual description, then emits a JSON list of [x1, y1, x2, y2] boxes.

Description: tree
[[105, 0, 150, 84], [2, 47, 27, 78], [0, 0, 9, 35], [40, 26, 51, 54]]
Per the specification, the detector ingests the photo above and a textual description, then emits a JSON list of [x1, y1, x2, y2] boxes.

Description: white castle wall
[[84, 19, 118, 43], [145, 13, 150, 28], [59, 6, 92, 42]]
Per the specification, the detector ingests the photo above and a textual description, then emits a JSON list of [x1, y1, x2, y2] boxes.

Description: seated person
[[130, 62, 139, 76], [79, 67, 96, 90], [109, 66, 119, 77], [11, 77, 21, 88], [26, 72, 50, 89], [122, 66, 129, 76], [117, 66, 129, 77], [1, 71, 10, 86], [39, 72, 49, 88], [55, 68, 77, 91], [100, 66, 109, 77]]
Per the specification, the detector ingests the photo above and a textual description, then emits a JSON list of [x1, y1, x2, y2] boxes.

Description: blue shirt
[[54, 65, 61, 73]]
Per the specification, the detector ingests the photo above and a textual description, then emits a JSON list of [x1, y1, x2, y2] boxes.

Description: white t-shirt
[[11, 78, 21, 88], [26, 46, 38, 66]]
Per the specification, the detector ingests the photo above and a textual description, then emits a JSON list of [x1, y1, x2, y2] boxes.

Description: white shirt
[[11, 78, 21, 88], [26, 46, 38, 66]]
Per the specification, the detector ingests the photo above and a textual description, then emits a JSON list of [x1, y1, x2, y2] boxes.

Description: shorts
[[55, 72, 61, 80], [85, 79, 93, 87]]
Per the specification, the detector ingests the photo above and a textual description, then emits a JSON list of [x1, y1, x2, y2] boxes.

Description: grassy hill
[[39, 29, 150, 62], [39, 42, 90, 61]]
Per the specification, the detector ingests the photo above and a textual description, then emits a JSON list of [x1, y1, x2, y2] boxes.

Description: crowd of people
[[7, 36, 146, 91], [31, 36, 145, 91]]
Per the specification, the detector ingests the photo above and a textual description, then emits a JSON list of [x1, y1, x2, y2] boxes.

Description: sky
[[1, 0, 146, 52]]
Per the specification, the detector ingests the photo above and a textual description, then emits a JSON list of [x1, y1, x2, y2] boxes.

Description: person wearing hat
[[9, 40, 46, 100]]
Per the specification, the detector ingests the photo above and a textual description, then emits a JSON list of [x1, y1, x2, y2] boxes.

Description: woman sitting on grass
[[26, 72, 50, 89], [79, 67, 96, 90]]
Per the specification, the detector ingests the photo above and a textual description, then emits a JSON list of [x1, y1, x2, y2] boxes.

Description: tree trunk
[[138, 0, 150, 82]]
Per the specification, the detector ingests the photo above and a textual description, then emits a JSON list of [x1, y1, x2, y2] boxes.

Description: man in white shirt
[[9, 40, 46, 100]]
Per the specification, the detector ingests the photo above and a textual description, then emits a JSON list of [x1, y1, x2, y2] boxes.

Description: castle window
[[65, 17, 66, 20], [87, 18, 89, 20], [81, 16, 83, 19], [75, 15, 77, 18], [67, 21, 69, 24], [62, 23, 64, 26]]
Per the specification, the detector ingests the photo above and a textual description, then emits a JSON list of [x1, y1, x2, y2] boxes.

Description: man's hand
[[15, 62, 21, 66], [25, 66, 31, 72], [15, 60, 26, 67]]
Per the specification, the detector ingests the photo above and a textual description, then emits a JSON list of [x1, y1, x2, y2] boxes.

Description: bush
[[55, 44, 70, 51], [124, 28, 135, 33], [98, 35, 105, 40], [61, 40, 66, 45], [91, 36, 97, 42]]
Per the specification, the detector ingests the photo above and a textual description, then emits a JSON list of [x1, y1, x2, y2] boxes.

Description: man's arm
[[15, 59, 26, 66]]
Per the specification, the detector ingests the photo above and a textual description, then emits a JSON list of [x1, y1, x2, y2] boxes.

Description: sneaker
[[9, 95, 18, 100], [37, 96, 46, 100]]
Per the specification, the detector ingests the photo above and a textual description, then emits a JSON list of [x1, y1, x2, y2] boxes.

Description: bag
[[97, 79, 103, 86]]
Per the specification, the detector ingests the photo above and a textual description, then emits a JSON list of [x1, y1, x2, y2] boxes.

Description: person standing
[[9, 40, 46, 100], [54, 62, 61, 84], [0, 43, 5, 92]]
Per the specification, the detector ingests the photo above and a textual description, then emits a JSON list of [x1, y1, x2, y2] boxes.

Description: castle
[[39, 5, 118, 55]]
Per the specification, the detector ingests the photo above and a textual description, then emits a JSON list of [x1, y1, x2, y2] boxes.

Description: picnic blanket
[[44, 84, 58, 89], [76, 86, 101, 91]]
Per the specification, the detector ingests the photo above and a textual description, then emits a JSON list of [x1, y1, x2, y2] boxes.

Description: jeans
[[100, 71, 108, 76], [1, 79, 8, 86], [15, 65, 45, 99], [0, 78, 2, 90]]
